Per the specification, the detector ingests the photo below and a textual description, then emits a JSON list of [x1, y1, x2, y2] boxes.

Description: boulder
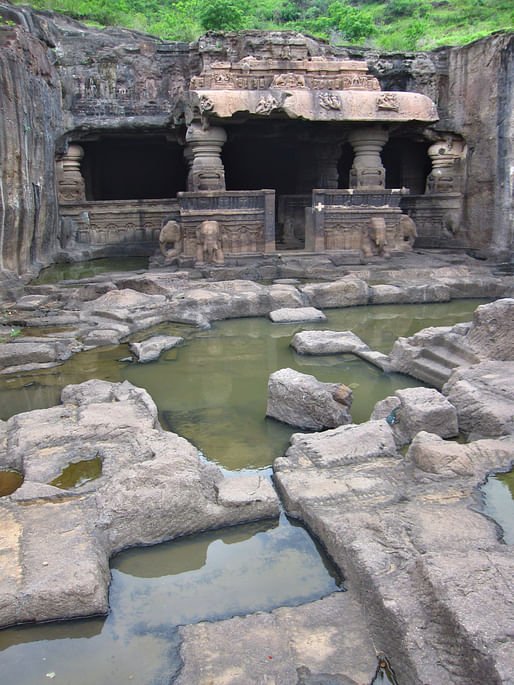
[[465, 298, 514, 360], [291, 329, 368, 355], [443, 360, 514, 437], [300, 278, 369, 309], [371, 387, 458, 446], [407, 431, 514, 477], [129, 334, 184, 362], [266, 368, 352, 430], [268, 306, 326, 323], [275, 419, 396, 471]]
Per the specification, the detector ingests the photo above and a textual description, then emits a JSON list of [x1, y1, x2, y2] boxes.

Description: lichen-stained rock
[[129, 334, 183, 362], [266, 368, 353, 430], [300, 278, 369, 309], [443, 360, 514, 437], [0, 380, 279, 627], [371, 386, 458, 446]]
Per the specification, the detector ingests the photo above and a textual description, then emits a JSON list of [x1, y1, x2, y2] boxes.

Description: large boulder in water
[[266, 367, 352, 430]]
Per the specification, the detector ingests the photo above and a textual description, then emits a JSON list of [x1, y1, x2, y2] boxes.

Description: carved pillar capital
[[347, 127, 388, 190], [56, 144, 85, 202], [426, 138, 466, 193], [185, 123, 227, 191]]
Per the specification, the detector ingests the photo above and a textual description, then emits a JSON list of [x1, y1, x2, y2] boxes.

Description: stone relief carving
[[256, 94, 279, 115], [196, 220, 225, 265], [159, 220, 183, 264], [376, 93, 400, 111], [319, 92, 342, 111], [189, 59, 382, 93], [271, 73, 306, 88], [199, 95, 214, 113]]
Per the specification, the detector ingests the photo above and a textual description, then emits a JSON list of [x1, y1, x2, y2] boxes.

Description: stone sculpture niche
[[159, 220, 183, 265], [196, 220, 224, 265]]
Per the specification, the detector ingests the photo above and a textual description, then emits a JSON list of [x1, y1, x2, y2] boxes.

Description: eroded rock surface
[[274, 427, 514, 684], [443, 360, 514, 438], [0, 379, 279, 626], [129, 334, 183, 362], [372, 386, 458, 446], [266, 368, 353, 430]]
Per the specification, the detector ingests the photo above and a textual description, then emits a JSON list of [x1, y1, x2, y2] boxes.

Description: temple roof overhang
[[189, 88, 438, 123], [188, 56, 439, 125]]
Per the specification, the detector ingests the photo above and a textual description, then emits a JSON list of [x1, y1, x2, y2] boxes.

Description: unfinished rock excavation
[[0, 2, 513, 683]]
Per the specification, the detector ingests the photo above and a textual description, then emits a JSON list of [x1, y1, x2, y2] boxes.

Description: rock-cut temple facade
[[0, 3, 512, 275]]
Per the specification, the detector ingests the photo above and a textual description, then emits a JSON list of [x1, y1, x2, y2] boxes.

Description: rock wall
[[0, 0, 512, 279], [0, 4, 63, 278]]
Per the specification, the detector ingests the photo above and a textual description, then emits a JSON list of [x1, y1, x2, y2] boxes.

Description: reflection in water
[[30, 257, 148, 284], [0, 470, 24, 497], [481, 469, 514, 544], [49, 456, 102, 489], [0, 515, 341, 685]]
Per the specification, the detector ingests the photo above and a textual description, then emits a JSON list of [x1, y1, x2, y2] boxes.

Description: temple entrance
[[223, 120, 342, 250], [80, 135, 187, 201]]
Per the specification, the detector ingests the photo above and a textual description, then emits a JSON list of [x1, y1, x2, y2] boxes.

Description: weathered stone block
[[266, 367, 352, 430]]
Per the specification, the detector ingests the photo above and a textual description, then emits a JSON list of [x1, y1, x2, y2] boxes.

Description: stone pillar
[[56, 144, 85, 202], [426, 138, 466, 193], [183, 145, 194, 192], [184, 123, 227, 192], [347, 127, 388, 189], [316, 143, 341, 189]]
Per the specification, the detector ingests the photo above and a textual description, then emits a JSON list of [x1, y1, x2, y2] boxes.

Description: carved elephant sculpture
[[196, 220, 224, 265], [361, 217, 390, 259], [159, 220, 183, 264]]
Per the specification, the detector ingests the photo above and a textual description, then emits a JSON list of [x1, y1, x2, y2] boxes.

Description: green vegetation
[[16, 0, 514, 49]]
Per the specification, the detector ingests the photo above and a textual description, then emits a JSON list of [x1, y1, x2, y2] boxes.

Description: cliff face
[[443, 33, 513, 254], [0, 1, 512, 278], [0, 6, 63, 277]]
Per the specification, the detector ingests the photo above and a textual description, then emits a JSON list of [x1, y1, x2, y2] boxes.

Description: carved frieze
[[189, 58, 381, 92]]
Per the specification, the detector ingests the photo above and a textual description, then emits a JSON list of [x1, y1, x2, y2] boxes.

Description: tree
[[328, 1, 376, 42], [198, 0, 244, 31]]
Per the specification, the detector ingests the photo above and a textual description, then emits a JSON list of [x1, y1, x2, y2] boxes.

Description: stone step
[[408, 356, 452, 389]]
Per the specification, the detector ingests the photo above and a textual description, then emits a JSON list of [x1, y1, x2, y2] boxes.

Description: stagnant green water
[[30, 257, 148, 285], [0, 298, 511, 684]]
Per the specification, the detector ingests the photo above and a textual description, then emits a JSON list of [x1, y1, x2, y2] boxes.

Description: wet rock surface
[[0, 379, 280, 626], [177, 591, 378, 685], [128, 334, 183, 362]]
